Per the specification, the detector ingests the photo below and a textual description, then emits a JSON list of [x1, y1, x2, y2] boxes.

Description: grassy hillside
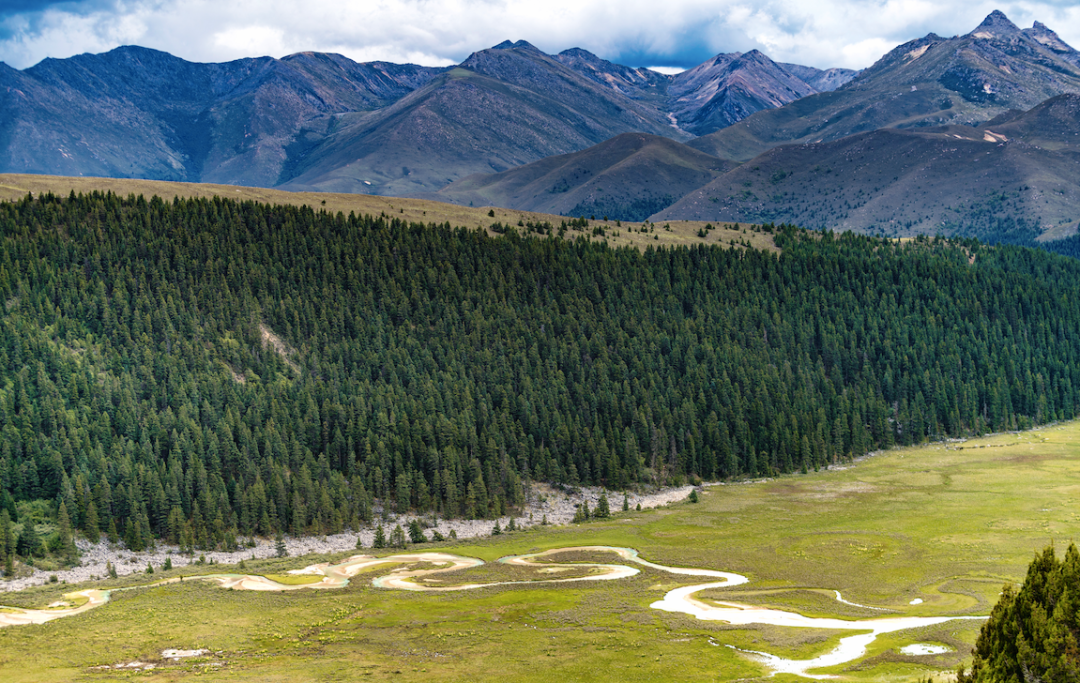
[[435, 132, 736, 221], [3, 421, 1079, 681]]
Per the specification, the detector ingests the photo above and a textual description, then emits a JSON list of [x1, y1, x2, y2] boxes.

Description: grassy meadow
[[2, 423, 1078, 682]]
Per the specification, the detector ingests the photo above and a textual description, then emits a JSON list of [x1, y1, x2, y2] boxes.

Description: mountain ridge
[[689, 11, 1080, 162], [655, 92, 1080, 241], [0, 39, 850, 193]]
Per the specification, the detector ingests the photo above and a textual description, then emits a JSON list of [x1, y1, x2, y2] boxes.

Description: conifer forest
[[3, 191, 1080, 560]]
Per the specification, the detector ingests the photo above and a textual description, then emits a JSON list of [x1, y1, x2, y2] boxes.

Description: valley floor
[[1, 423, 1076, 682]]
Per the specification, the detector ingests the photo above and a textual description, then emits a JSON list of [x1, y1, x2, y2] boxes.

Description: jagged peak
[[1023, 21, 1076, 52], [969, 10, 1022, 38]]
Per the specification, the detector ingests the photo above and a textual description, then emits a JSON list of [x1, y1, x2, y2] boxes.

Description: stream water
[[0, 546, 983, 677]]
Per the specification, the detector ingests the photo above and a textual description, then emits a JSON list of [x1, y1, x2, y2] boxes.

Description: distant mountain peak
[[1024, 21, 1076, 53], [970, 9, 1022, 38], [491, 40, 540, 52]]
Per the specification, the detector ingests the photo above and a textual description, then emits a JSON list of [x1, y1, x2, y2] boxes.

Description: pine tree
[[373, 525, 387, 549], [389, 524, 407, 549], [595, 494, 610, 518], [17, 524, 41, 558], [408, 520, 426, 544], [491, 521, 501, 535], [622, 493, 630, 512], [274, 533, 288, 558], [56, 501, 76, 559], [0, 510, 11, 561], [688, 489, 699, 503], [959, 543, 1080, 682], [84, 501, 100, 544]]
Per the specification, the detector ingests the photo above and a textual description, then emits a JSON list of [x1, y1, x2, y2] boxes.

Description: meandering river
[[0, 546, 983, 677]]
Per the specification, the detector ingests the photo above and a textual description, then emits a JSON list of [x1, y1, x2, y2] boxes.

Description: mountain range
[[0, 39, 850, 196], [440, 11, 1080, 241], [3, 10, 1080, 242]]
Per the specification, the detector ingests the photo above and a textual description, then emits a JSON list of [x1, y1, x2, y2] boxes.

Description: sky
[[1, 0, 1079, 72]]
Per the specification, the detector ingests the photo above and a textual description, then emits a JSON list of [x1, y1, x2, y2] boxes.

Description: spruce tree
[[373, 525, 387, 549], [959, 543, 1080, 682], [56, 501, 76, 559], [84, 501, 100, 544], [408, 520, 426, 544], [595, 495, 610, 518], [389, 524, 407, 549], [0, 510, 10, 562]]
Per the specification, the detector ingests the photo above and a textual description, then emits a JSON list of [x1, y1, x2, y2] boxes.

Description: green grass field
[[2, 423, 1077, 682]]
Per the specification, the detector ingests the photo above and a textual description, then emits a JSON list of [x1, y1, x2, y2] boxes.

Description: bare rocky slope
[[653, 93, 1080, 241], [689, 11, 1080, 162]]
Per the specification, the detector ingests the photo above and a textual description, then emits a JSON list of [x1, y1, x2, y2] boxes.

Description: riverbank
[[1, 481, 701, 592]]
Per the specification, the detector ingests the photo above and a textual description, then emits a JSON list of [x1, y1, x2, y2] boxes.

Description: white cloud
[[1, 0, 1079, 71], [212, 25, 286, 57], [646, 66, 687, 75]]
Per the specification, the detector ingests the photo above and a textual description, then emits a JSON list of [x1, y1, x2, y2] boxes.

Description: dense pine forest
[[3, 191, 1080, 562]]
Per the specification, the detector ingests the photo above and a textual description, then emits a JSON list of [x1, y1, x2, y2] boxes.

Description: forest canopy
[[2, 191, 1080, 559]]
